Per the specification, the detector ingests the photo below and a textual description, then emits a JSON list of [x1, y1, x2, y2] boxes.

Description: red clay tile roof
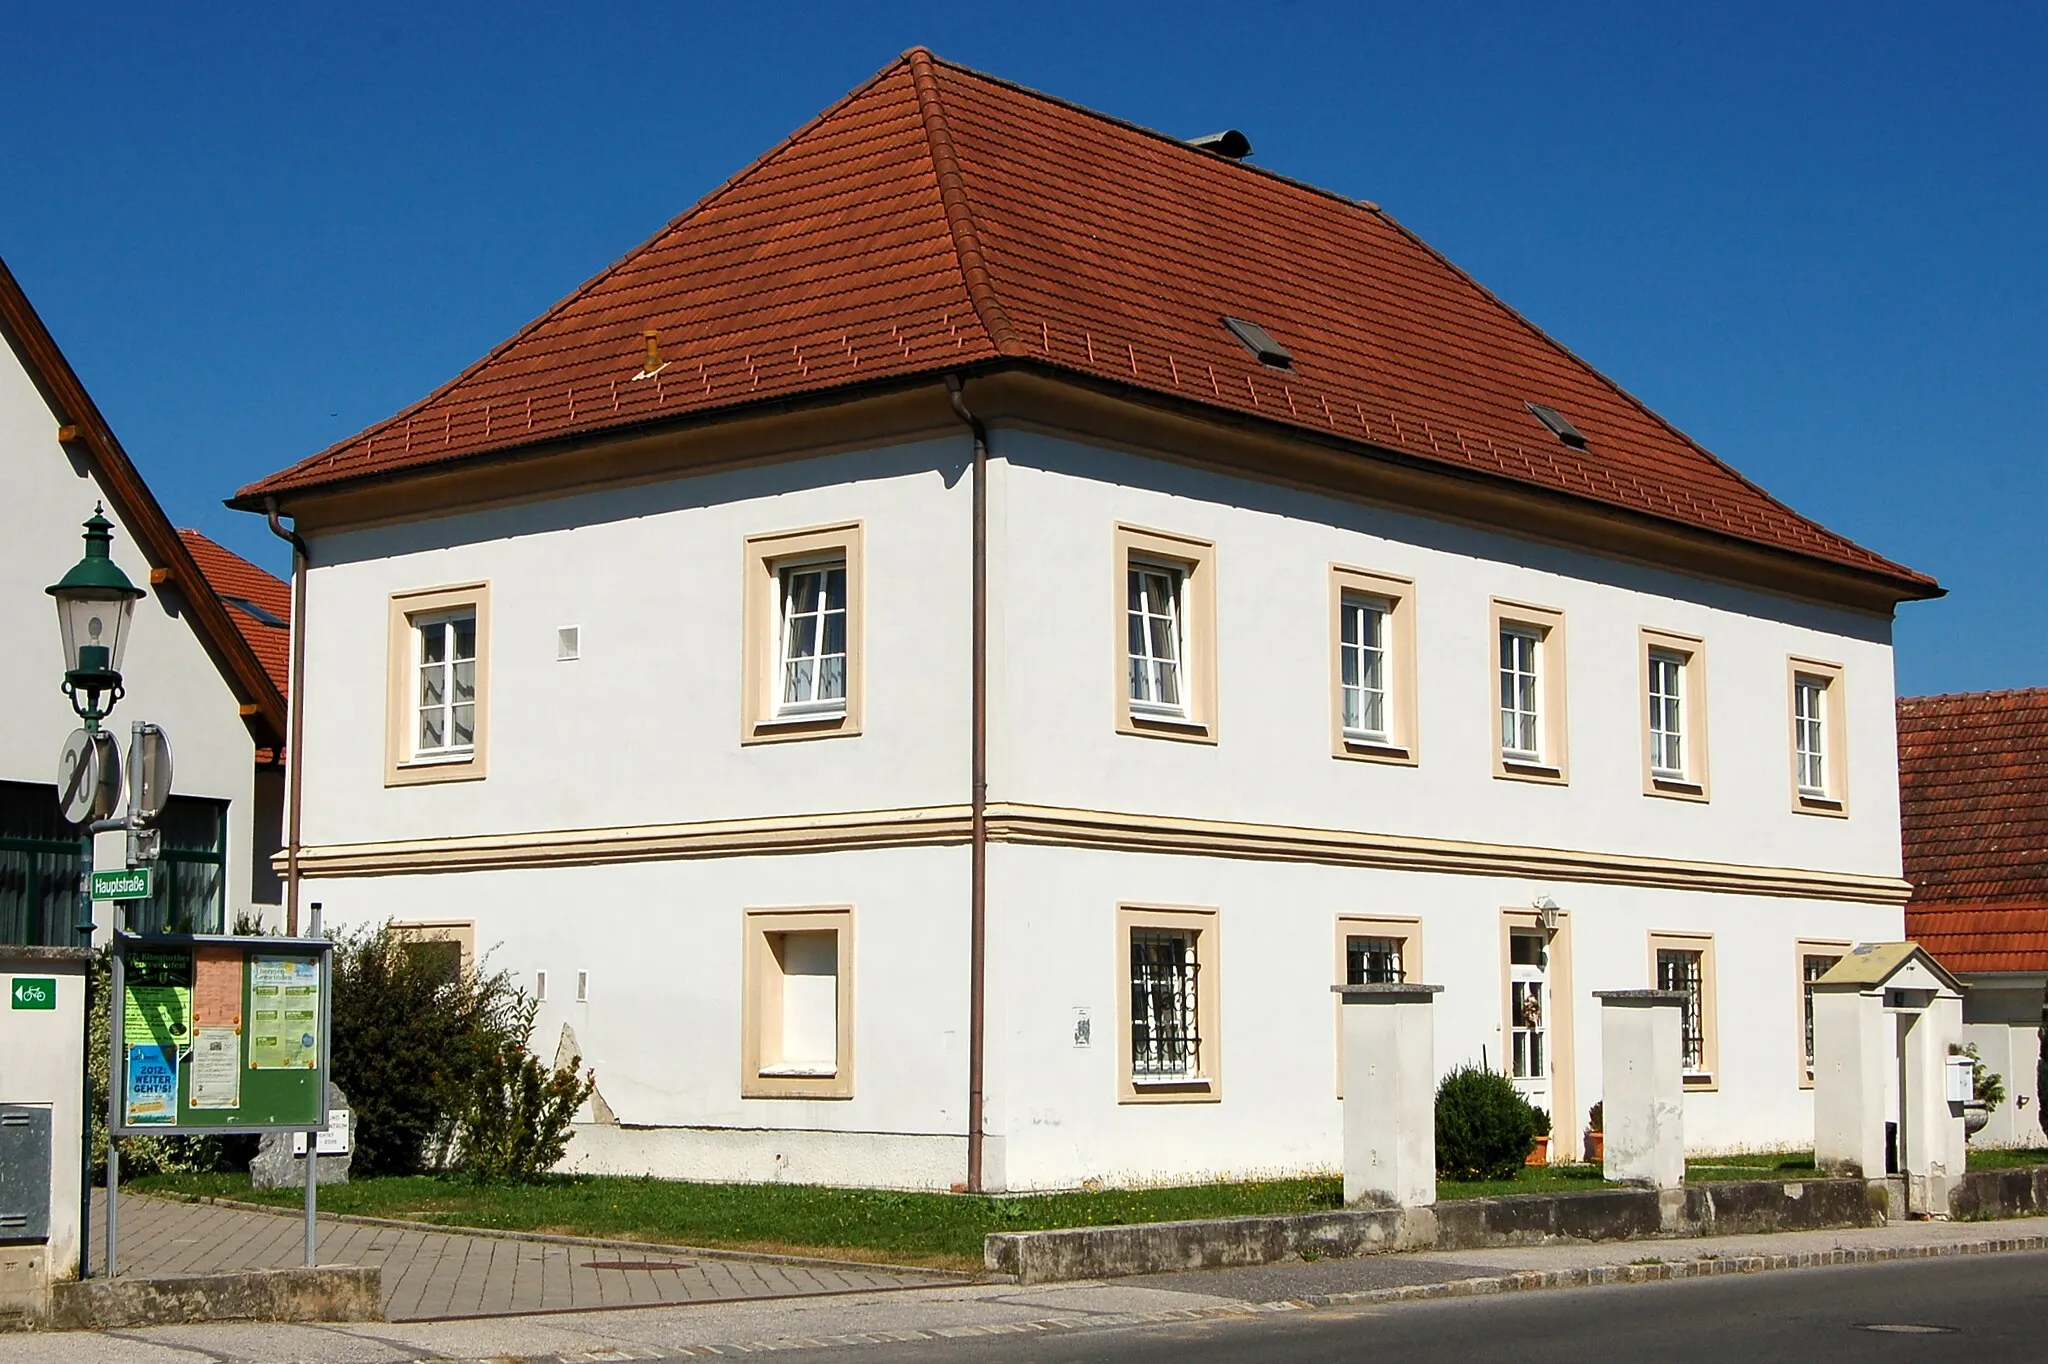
[[237, 49, 1931, 596], [1900, 689, 2048, 973], [177, 530, 291, 701]]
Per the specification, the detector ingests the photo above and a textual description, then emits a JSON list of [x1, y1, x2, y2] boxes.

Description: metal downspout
[[946, 375, 989, 1193], [264, 499, 309, 936]]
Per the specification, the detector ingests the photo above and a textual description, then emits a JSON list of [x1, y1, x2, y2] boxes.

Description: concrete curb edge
[[494, 1231, 2048, 1361]]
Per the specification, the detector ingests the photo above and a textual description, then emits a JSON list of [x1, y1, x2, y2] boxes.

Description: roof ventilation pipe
[[1187, 129, 1252, 159]]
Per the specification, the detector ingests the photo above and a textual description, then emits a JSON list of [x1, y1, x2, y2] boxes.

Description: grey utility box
[[0, 1107, 52, 1242]]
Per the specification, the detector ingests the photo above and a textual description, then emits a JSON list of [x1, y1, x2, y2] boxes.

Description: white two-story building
[[233, 50, 1939, 1191]]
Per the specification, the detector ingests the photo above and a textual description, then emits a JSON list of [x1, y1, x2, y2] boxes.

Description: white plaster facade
[[283, 417, 1911, 1190], [0, 322, 282, 942]]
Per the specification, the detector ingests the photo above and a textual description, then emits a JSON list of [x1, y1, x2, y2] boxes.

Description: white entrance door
[[1509, 929, 1553, 1124]]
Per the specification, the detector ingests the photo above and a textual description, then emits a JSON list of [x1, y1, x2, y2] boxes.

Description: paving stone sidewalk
[[22, 1210, 2042, 1363], [88, 1190, 957, 1320]]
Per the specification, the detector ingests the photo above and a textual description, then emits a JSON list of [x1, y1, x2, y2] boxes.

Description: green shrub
[[454, 1000, 595, 1184], [330, 922, 526, 1176], [1435, 1065, 1538, 1181]]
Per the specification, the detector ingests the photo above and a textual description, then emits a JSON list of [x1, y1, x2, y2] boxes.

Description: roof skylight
[[1222, 316, 1293, 369], [224, 596, 288, 628], [1526, 402, 1587, 448]]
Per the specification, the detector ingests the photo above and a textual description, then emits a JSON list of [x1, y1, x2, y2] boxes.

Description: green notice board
[[112, 932, 331, 1135]]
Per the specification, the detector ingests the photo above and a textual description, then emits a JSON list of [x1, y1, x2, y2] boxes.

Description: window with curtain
[[1499, 626, 1542, 760], [777, 561, 849, 714], [1130, 928, 1200, 1079], [0, 781, 85, 947], [1794, 675, 1828, 795], [414, 609, 478, 757], [1648, 649, 1686, 777], [1126, 564, 1187, 715], [1339, 592, 1391, 742]]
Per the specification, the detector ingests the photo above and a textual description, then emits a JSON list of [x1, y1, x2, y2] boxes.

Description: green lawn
[[1966, 1146, 2048, 1171]]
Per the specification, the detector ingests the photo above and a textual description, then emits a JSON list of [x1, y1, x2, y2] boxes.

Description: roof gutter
[[946, 374, 991, 1194], [265, 498, 310, 937]]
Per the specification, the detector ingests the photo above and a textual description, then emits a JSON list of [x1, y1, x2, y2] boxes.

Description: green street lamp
[[46, 504, 144, 731]]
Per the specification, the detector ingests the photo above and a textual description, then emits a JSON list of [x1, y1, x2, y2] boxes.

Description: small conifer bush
[[1435, 1065, 1539, 1180]]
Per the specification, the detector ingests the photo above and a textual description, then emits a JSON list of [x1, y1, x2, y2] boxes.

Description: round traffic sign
[[57, 728, 121, 825], [130, 725, 173, 820]]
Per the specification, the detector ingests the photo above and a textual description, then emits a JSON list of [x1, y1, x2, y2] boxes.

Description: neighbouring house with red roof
[[2, 257, 289, 945], [233, 50, 1939, 1189], [1899, 689, 2048, 1148]]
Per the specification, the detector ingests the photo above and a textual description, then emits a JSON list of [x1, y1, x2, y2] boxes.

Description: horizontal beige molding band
[[284, 802, 1910, 905]]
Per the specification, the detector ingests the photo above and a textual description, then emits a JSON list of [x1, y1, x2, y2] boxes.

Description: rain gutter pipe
[[264, 498, 309, 936], [946, 375, 990, 1193]]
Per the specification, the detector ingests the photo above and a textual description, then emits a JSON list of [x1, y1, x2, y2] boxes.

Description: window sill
[[1647, 775, 1709, 802], [1121, 711, 1217, 744], [1121, 1076, 1219, 1103], [758, 1064, 838, 1079], [1337, 736, 1415, 766], [745, 709, 860, 745], [1496, 758, 1566, 785], [386, 753, 485, 787], [1682, 1073, 1717, 1092], [1794, 793, 1848, 819]]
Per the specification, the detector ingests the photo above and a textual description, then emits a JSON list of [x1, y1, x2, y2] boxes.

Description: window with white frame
[[1339, 592, 1391, 742], [1648, 648, 1686, 778], [1509, 929, 1548, 1080], [414, 610, 477, 758], [1499, 625, 1542, 761], [1346, 934, 1405, 985], [1658, 947, 1707, 1076], [1126, 563, 1187, 716], [1794, 674, 1829, 796], [776, 560, 849, 715], [1130, 928, 1201, 1080]]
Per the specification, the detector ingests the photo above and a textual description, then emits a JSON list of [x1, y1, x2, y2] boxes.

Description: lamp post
[[47, 504, 144, 733], [46, 503, 144, 1280]]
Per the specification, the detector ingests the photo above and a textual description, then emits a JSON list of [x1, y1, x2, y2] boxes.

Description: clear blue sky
[[4, 3, 2040, 696]]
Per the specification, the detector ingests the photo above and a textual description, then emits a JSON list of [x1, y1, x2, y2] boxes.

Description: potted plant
[[1585, 1100, 1604, 1163], [1527, 1105, 1552, 1166]]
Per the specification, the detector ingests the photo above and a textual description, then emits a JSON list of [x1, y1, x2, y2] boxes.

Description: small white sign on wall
[[1072, 1007, 1092, 1048], [292, 1107, 351, 1156]]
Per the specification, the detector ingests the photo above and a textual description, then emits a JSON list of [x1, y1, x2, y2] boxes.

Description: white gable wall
[[1, 350, 265, 931]]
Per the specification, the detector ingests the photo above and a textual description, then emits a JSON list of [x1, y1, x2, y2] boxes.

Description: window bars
[[1130, 929, 1200, 1080], [1127, 565, 1187, 714], [1340, 593, 1390, 741], [778, 563, 849, 713], [1658, 948, 1706, 1074], [1803, 953, 1842, 1077], [1346, 935, 1405, 985]]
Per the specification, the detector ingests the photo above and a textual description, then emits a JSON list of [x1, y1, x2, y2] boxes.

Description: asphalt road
[[849, 1251, 2048, 1363]]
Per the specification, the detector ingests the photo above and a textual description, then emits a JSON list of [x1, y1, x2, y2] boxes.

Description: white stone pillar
[[1812, 981, 1885, 1178], [1900, 992, 1966, 1215], [1334, 983, 1441, 1208], [1595, 990, 1686, 1189]]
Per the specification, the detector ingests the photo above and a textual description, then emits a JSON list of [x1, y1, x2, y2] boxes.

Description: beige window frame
[[742, 523, 864, 744], [388, 919, 475, 978], [1795, 939, 1851, 1088], [1490, 599, 1568, 783], [1333, 915, 1423, 1096], [1648, 930, 1718, 1091], [385, 583, 490, 786], [1114, 526, 1218, 743], [741, 906, 855, 1099], [1640, 628, 1710, 801], [1330, 567, 1418, 764], [1787, 657, 1848, 816], [1116, 904, 1221, 1102]]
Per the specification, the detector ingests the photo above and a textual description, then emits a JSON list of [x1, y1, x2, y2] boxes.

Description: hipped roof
[[236, 48, 1932, 600]]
